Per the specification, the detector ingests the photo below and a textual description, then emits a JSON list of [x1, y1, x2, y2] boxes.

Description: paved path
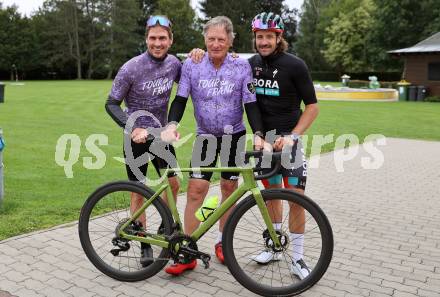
[[1, 137, 440, 297]]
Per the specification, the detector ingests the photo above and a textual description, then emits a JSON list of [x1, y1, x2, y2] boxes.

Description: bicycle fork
[[250, 187, 282, 249]]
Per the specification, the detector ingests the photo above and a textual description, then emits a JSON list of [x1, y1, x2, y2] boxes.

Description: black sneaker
[[140, 242, 153, 267]]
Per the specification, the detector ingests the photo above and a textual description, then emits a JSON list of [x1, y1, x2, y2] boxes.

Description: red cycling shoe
[[215, 242, 225, 264], [165, 259, 197, 276]]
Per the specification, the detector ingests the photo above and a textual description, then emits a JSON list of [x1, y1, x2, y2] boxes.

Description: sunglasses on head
[[146, 15, 172, 28]]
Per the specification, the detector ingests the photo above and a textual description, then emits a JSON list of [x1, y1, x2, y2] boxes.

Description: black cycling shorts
[[123, 138, 177, 182], [189, 130, 246, 182], [260, 139, 307, 190]]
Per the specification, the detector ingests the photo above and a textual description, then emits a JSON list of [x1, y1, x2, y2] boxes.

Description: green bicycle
[[78, 150, 333, 296]]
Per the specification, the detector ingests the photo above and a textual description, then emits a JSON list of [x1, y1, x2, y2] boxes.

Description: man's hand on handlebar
[[161, 124, 180, 143], [254, 134, 272, 152], [273, 135, 296, 151], [131, 128, 149, 143]]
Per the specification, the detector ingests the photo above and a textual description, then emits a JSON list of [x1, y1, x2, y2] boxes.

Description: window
[[428, 62, 440, 80]]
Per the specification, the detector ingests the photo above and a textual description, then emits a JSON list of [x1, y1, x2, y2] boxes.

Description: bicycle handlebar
[[142, 135, 282, 181], [244, 151, 282, 181]]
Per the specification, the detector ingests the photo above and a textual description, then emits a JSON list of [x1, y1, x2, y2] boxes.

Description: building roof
[[388, 32, 440, 55]]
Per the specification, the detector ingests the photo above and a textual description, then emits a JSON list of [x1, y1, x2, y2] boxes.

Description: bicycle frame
[[119, 165, 282, 249]]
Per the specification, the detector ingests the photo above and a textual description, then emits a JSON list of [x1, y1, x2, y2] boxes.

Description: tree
[[0, 0, 299, 79], [138, 0, 158, 17], [200, 0, 259, 52], [0, 5, 40, 79], [322, 0, 375, 73], [82, 0, 103, 78], [33, 0, 89, 79], [280, 5, 298, 53], [369, 0, 440, 70], [99, 0, 142, 78], [420, 1, 440, 36], [258, 0, 283, 14], [154, 0, 203, 54], [295, 0, 331, 70], [70, 0, 82, 79]]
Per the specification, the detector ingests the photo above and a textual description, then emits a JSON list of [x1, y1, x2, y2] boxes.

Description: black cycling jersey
[[248, 52, 317, 134]]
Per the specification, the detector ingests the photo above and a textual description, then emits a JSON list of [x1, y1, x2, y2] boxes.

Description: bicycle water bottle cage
[[199, 207, 216, 221]]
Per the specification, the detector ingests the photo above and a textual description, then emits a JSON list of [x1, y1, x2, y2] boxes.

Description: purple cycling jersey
[[177, 53, 256, 136], [109, 52, 181, 129]]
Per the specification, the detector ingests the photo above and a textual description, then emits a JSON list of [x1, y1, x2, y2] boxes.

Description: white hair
[[203, 16, 235, 42]]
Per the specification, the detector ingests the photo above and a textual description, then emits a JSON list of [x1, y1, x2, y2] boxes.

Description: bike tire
[[223, 189, 333, 296], [78, 181, 173, 282]]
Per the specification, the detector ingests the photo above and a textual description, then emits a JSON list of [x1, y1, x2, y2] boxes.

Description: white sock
[[290, 233, 304, 261], [273, 223, 282, 230], [216, 232, 222, 244]]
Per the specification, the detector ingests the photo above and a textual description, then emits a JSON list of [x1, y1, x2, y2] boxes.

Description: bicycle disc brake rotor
[[265, 230, 289, 252]]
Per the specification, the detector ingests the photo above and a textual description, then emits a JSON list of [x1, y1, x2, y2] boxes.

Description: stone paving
[[1, 137, 440, 297]]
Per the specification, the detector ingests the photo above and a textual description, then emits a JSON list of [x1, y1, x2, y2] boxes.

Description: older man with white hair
[[162, 16, 266, 275]]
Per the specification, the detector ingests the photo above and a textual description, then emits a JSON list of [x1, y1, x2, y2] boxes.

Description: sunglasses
[[146, 15, 172, 28]]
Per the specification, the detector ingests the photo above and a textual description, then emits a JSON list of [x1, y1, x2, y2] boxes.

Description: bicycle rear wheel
[[78, 181, 173, 281], [223, 189, 333, 296]]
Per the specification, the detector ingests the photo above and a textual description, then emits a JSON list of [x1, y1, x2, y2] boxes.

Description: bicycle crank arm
[[180, 247, 211, 269], [200, 254, 211, 269]]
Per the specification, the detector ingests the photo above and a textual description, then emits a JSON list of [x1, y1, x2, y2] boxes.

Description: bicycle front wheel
[[223, 189, 333, 296], [78, 181, 174, 282]]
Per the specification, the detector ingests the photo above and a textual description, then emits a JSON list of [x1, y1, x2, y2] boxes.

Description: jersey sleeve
[[292, 59, 317, 105], [176, 59, 191, 98], [108, 62, 132, 101], [241, 61, 257, 104], [174, 59, 182, 84]]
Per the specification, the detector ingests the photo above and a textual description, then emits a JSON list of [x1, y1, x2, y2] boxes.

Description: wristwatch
[[290, 132, 300, 141]]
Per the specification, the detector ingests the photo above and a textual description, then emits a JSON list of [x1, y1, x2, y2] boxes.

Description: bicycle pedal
[[200, 254, 210, 269], [110, 248, 120, 256]]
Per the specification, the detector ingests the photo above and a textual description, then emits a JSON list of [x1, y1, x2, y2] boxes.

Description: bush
[[311, 71, 402, 84], [347, 80, 369, 88], [424, 96, 440, 102], [381, 81, 398, 89], [347, 80, 398, 89], [310, 71, 340, 81]]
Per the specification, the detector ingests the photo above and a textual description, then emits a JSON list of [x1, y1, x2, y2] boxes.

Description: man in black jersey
[[248, 12, 319, 280]]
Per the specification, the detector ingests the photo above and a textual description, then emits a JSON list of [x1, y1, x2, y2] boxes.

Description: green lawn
[[0, 80, 439, 239]]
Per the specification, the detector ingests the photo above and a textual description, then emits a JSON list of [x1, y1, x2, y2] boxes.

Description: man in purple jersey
[[105, 15, 181, 268], [162, 16, 266, 275]]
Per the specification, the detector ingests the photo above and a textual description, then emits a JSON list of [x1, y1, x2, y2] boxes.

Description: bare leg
[[264, 184, 283, 225], [218, 178, 238, 232], [130, 192, 146, 227], [184, 179, 210, 234], [286, 187, 305, 233], [130, 177, 179, 228], [162, 176, 180, 206]]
